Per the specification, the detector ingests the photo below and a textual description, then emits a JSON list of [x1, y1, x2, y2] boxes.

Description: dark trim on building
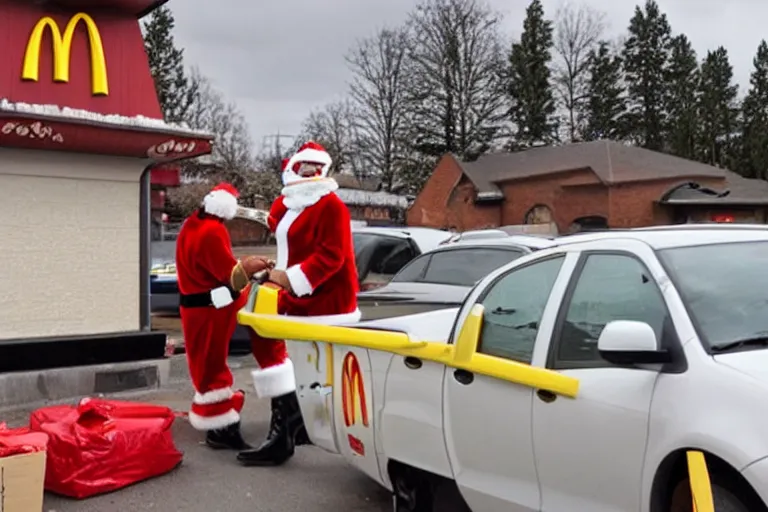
[[138, 0, 170, 19], [0, 331, 167, 373], [140, 165, 152, 330]]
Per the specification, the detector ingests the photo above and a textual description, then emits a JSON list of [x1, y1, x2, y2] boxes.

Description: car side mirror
[[597, 320, 672, 366]]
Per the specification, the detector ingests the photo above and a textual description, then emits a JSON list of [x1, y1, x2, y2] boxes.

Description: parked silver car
[[357, 230, 557, 320]]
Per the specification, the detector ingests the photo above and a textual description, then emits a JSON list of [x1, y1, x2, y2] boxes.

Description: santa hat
[[282, 141, 333, 185], [202, 182, 239, 220]]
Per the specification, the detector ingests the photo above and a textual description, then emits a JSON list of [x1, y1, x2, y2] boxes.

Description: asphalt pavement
[[2, 356, 391, 512]]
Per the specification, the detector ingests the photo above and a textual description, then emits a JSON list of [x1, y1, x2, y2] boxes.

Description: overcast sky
[[168, 0, 768, 153]]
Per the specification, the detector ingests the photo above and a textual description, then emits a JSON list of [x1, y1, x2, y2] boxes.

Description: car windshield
[[658, 240, 768, 351]]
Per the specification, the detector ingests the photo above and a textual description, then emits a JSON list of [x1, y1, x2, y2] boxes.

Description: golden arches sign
[[341, 352, 368, 428], [21, 13, 109, 96]]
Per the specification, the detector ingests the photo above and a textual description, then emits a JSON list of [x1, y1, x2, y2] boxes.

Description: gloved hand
[[241, 256, 273, 276]]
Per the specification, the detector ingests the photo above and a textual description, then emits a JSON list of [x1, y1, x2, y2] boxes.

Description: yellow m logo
[[21, 13, 109, 96]]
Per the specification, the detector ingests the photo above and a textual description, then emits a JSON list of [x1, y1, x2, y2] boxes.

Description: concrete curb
[[0, 358, 171, 412]]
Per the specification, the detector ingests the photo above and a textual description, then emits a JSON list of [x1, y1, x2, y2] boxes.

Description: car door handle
[[453, 369, 474, 385], [403, 357, 422, 370], [536, 389, 557, 403]]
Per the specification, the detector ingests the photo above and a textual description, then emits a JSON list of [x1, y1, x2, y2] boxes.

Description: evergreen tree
[[621, 0, 672, 150], [697, 47, 739, 168], [739, 41, 768, 179], [582, 41, 626, 141], [143, 6, 197, 123], [507, 0, 557, 148], [665, 34, 699, 159]]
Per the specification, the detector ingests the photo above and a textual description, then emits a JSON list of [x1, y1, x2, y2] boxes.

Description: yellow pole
[[687, 450, 714, 512]]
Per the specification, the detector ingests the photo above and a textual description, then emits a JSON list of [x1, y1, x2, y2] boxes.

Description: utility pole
[[261, 132, 296, 157]]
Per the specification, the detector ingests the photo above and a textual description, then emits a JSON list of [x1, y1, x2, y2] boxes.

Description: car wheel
[[669, 477, 752, 512], [392, 472, 431, 512]]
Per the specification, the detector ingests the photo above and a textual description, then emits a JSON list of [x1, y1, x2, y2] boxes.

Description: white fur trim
[[286, 264, 313, 297], [284, 308, 362, 325], [251, 360, 296, 398], [189, 409, 240, 430], [203, 189, 238, 220], [188, 408, 240, 430], [281, 179, 338, 210], [275, 209, 300, 270], [193, 387, 234, 405]]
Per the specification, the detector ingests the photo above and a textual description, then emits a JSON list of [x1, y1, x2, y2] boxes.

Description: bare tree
[[166, 67, 275, 216], [405, 0, 506, 160], [183, 67, 254, 179], [346, 27, 411, 192], [297, 99, 360, 176], [552, 1, 606, 142]]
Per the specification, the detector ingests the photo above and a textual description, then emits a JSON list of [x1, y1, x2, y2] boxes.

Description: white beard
[[281, 178, 339, 210]]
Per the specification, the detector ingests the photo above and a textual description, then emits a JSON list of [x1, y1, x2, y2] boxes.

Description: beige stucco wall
[[0, 148, 147, 339]]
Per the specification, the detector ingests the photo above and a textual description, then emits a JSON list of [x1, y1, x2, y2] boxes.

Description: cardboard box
[[0, 451, 45, 512]]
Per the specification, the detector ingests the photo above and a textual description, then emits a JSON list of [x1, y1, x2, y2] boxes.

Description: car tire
[[669, 475, 753, 512], [392, 471, 431, 512], [432, 480, 471, 512], [391, 469, 469, 512]]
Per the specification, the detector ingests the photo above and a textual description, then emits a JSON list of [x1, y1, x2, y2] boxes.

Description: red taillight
[[711, 214, 735, 223]]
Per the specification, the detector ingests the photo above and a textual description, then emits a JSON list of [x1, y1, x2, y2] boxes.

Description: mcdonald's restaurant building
[[0, 0, 213, 372]]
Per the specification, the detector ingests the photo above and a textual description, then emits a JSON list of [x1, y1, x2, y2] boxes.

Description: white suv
[[240, 225, 768, 512]]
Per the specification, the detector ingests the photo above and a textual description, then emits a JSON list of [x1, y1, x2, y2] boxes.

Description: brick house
[[407, 140, 768, 233], [334, 173, 410, 226]]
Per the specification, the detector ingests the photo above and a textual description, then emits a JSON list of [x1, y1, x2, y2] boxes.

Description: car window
[[478, 256, 565, 364], [390, 254, 431, 283], [420, 248, 524, 286], [353, 234, 417, 288], [552, 253, 669, 368], [659, 240, 768, 351]]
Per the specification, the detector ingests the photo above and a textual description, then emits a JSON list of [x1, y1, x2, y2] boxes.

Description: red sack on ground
[[29, 398, 183, 499], [0, 422, 48, 457]]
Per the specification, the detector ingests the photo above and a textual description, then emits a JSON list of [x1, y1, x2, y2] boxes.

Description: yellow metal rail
[[238, 286, 579, 398]]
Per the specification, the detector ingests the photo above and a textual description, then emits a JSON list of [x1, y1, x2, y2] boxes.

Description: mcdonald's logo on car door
[[341, 351, 369, 456], [21, 12, 109, 96]]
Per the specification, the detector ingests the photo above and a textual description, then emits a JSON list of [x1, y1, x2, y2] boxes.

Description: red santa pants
[[181, 299, 246, 431]]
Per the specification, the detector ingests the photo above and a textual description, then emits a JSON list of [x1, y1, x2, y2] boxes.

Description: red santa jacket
[[175, 211, 246, 309], [268, 192, 358, 317]]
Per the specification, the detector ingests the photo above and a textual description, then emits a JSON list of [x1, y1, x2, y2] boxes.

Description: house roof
[[333, 173, 380, 191], [660, 170, 768, 205], [457, 140, 727, 200]]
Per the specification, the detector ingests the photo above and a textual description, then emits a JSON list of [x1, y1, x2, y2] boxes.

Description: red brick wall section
[[498, 170, 609, 233], [226, 218, 270, 246], [441, 177, 502, 230], [607, 177, 725, 228], [407, 154, 465, 228], [348, 205, 393, 223]]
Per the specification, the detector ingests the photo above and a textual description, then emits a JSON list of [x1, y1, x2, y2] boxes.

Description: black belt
[[180, 288, 240, 308]]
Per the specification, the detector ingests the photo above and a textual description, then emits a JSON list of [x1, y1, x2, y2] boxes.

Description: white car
[[239, 225, 768, 512]]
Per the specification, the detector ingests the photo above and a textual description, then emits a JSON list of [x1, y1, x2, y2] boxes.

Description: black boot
[[205, 421, 251, 450], [285, 392, 311, 447], [237, 392, 309, 466]]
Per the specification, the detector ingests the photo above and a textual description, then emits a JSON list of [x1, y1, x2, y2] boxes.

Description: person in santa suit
[[176, 182, 273, 450], [237, 141, 360, 466]]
